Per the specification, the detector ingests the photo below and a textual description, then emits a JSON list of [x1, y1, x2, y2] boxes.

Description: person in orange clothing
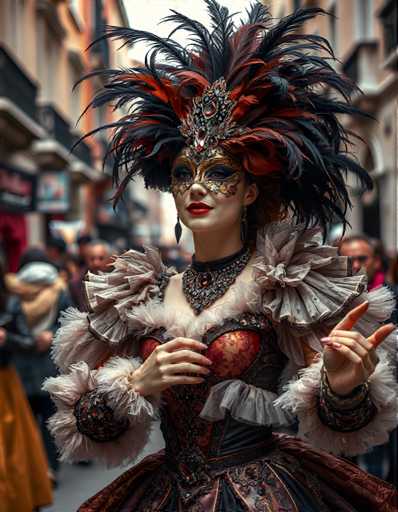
[[0, 256, 52, 512]]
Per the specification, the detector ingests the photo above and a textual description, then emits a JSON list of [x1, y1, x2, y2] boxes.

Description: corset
[[139, 312, 287, 490]]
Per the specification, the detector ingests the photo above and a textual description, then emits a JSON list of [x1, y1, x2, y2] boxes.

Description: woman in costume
[[44, 3, 398, 511]]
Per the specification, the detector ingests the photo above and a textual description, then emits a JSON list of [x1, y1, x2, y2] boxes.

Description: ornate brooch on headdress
[[179, 78, 242, 163], [84, 0, 372, 231]]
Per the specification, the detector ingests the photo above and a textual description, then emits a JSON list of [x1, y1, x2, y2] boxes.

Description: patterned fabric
[[317, 368, 377, 433], [74, 390, 129, 443], [78, 436, 398, 512]]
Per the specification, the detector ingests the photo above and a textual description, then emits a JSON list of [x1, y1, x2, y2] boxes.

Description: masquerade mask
[[171, 148, 243, 197]]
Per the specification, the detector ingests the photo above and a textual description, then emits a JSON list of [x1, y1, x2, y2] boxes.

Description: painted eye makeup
[[172, 166, 193, 181], [205, 165, 236, 181]]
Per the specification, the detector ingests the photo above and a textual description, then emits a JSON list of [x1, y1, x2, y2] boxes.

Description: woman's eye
[[173, 167, 192, 181], [205, 167, 235, 180]]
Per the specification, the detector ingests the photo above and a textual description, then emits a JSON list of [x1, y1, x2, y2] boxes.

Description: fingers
[[162, 337, 207, 353], [163, 362, 211, 376], [330, 330, 373, 351], [166, 376, 205, 386], [324, 342, 363, 365], [322, 335, 368, 359], [165, 349, 212, 367], [368, 323, 396, 348], [333, 301, 369, 331]]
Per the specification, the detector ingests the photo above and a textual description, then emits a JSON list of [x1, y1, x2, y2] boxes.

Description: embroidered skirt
[[78, 434, 397, 512]]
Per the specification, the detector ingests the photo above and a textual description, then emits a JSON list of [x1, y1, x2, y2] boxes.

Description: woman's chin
[[184, 218, 238, 236], [183, 217, 215, 232]]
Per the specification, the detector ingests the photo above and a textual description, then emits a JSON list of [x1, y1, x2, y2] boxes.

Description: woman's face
[[171, 148, 257, 235]]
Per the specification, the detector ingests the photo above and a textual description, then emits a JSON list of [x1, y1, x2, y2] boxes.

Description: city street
[[43, 424, 164, 512]]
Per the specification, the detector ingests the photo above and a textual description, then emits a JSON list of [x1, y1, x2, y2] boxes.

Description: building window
[[37, 18, 60, 103], [379, 0, 397, 58], [70, 63, 82, 127], [329, 2, 337, 54], [68, 0, 84, 30], [361, 147, 381, 240], [355, 0, 373, 39], [5, 0, 24, 58]]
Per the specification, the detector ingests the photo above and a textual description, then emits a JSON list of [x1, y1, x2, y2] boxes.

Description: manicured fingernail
[[332, 342, 341, 348], [321, 337, 331, 343]]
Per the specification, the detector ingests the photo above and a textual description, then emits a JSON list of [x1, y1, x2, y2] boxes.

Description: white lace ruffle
[[254, 223, 367, 326], [43, 357, 158, 467], [275, 355, 398, 456], [252, 223, 398, 366], [51, 308, 112, 371], [200, 379, 293, 426], [85, 246, 175, 344]]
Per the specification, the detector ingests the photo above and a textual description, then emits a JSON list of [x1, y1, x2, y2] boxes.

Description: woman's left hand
[[321, 301, 395, 396]]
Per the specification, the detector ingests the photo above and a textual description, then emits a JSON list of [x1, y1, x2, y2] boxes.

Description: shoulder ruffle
[[253, 223, 367, 326], [85, 247, 176, 344], [252, 223, 398, 367]]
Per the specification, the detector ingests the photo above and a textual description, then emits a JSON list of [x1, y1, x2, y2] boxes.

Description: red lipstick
[[187, 202, 213, 216]]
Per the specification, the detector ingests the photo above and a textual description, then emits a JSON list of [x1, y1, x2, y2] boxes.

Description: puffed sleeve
[[43, 247, 175, 467], [43, 355, 158, 467]]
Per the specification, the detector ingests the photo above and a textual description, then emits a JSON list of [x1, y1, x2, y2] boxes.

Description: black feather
[[77, 1, 372, 233]]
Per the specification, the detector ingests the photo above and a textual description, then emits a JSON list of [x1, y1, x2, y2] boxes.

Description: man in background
[[76, 234, 92, 271], [69, 239, 113, 310], [339, 235, 385, 290]]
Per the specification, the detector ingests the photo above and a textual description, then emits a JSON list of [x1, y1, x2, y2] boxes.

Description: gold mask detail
[[171, 148, 242, 197]]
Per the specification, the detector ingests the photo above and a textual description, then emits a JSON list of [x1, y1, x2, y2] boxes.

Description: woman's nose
[[189, 181, 207, 198]]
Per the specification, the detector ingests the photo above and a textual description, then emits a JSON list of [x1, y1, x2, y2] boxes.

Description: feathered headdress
[[80, 1, 372, 231]]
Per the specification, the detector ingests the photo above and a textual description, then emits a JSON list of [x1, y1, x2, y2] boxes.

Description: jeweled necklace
[[182, 246, 251, 315]]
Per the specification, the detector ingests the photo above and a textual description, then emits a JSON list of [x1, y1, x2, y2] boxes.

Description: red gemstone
[[203, 100, 217, 118]]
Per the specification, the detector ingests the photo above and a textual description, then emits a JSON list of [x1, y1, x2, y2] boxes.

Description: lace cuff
[[43, 357, 159, 466], [317, 368, 377, 432], [274, 355, 398, 456]]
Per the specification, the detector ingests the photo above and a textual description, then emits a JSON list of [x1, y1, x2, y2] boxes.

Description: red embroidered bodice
[[138, 313, 287, 467]]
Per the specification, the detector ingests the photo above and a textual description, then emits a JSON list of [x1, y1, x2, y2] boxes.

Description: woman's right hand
[[131, 338, 212, 396]]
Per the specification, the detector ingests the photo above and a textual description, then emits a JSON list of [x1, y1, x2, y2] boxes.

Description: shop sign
[[0, 162, 36, 212], [37, 170, 70, 213]]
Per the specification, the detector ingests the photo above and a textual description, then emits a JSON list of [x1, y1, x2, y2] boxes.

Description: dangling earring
[[175, 214, 182, 244], [240, 207, 248, 243]]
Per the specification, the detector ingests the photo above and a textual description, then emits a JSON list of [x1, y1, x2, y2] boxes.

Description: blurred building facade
[[0, 0, 141, 271], [266, 0, 397, 251]]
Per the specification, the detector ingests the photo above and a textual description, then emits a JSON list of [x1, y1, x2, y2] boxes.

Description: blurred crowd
[[0, 231, 397, 510]]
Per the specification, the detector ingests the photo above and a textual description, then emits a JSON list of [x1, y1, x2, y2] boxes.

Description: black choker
[[182, 246, 251, 315], [191, 246, 248, 273]]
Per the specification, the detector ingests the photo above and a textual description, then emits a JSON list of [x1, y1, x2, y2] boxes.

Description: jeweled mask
[[171, 147, 243, 197]]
